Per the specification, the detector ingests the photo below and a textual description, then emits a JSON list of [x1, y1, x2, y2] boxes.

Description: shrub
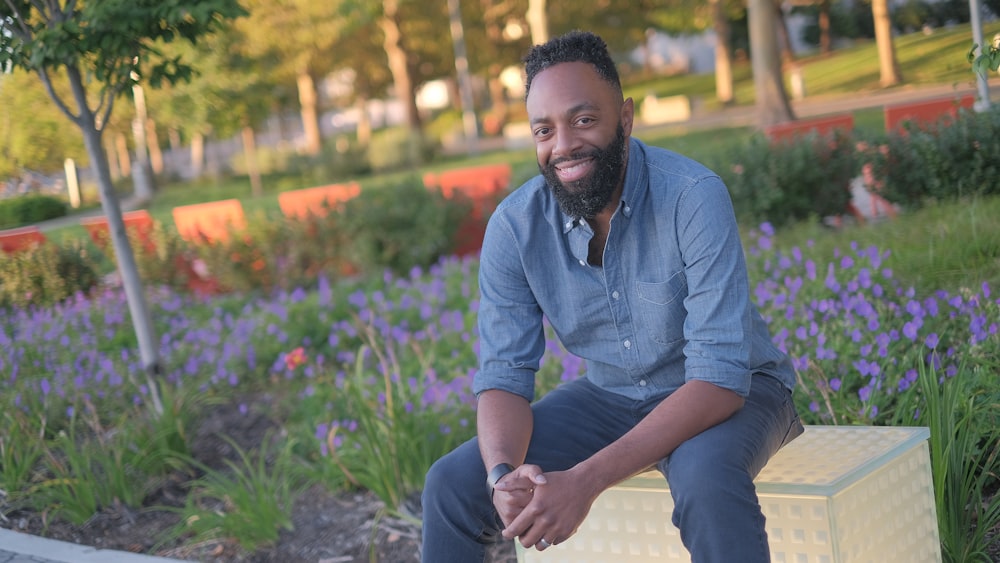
[[367, 127, 436, 173], [866, 108, 1000, 208], [0, 194, 67, 229], [720, 130, 855, 227], [0, 240, 99, 309], [336, 178, 472, 275]]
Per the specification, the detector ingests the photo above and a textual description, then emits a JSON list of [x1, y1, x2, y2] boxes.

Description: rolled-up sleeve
[[473, 211, 545, 402], [675, 177, 754, 397]]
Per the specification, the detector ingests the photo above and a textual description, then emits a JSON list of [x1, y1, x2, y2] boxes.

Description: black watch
[[487, 462, 516, 492]]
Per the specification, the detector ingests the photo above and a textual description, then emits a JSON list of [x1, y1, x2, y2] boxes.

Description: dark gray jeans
[[420, 374, 803, 562]]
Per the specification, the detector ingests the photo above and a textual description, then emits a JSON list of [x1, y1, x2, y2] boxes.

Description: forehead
[[526, 61, 620, 120]]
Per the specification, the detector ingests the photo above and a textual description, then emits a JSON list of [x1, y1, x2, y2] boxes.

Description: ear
[[621, 97, 635, 137]]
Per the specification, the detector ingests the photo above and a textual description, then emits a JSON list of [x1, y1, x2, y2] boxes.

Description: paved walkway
[[0, 529, 188, 563]]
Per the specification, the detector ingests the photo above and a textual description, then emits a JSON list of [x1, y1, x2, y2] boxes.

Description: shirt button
[[565, 221, 573, 229], [612, 291, 620, 299], [623, 340, 631, 349], [624, 206, 631, 213], [579, 260, 586, 266], [639, 379, 647, 387]]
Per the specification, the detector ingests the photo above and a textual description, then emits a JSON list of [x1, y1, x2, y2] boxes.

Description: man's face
[[526, 61, 634, 219]]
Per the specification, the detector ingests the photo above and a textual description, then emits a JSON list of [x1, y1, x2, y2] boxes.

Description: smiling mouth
[[555, 158, 594, 183]]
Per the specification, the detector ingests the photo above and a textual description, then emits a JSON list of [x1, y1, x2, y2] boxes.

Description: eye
[[533, 126, 551, 138], [576, 116, 595, 126]]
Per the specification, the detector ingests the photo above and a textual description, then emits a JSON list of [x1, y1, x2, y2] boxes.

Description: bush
[[367, 127, 436, 173], [0, 240, 99, 309], [337, 179, 472, 275], [720, 130, 855, 227], [0, 194, 67, 229], [865, 108, 1000, 208], [192, 211, 356, 295]]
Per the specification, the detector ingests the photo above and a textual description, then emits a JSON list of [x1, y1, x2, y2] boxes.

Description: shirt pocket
[[636, 272, 688, 345]]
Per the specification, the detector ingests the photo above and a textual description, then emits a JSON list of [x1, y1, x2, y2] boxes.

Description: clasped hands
[[492, 464, 593, 552]]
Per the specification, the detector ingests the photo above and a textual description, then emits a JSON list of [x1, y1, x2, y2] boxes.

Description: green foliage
[[337, 179, 472, 275], [0, 240, 99, 310], [319, 338, 472, 514], [192, 211, 356, 295], [719, 131, 854, 227], [160, 434, 305, 553], [917, 361, 1000, 562], [0, 411, 46, 516], [367, 127, 436, 173], [0, 70, 88, 178], [0, 0, 247, 89], [969, 34, 1000, 78], [32, 417, 176, 525], [864, 108, 1000, 207], [0, 194, 67, 229]]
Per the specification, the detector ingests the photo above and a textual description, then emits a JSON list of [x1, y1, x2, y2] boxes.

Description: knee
[[423, 445, 484, 509], [664, 449, 753, 507]]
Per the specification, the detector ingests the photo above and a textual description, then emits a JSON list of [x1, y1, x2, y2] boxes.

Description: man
[[421, 30, 803, 563]]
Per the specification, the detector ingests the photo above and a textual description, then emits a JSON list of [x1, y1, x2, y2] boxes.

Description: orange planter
[[0, 226, 47, 254]]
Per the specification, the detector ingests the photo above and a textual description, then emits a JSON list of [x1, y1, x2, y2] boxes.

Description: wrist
[[487, 462, 516, 496]]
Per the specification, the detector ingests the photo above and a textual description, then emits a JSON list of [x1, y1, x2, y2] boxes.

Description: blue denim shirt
[[473, 138, 795, 402]]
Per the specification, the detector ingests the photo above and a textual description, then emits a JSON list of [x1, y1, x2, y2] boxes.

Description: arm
[[499, 379, 744, 547], [477, 389, 538, 525]]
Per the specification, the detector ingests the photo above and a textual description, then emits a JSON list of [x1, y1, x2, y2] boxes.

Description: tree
[[648, 0, 745, 106], [0, 70, 87, 180], [146, 25, 275, 192], [0, 0, 246, 409], [872, 0, 902, 86], [747, 0, 795, 126], [236, 0, 348, 156]]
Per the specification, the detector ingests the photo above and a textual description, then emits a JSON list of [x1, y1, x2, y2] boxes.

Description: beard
[[540, 124, 627, 219]]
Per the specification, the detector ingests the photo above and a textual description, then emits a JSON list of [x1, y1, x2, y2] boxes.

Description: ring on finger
[[538, 538, 551, 549]]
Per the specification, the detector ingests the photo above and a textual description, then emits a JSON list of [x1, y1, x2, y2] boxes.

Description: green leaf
[[967, 43, 979, 64]]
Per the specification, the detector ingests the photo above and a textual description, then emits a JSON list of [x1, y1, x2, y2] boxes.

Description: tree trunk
[[191, 132, 205, 178], [241, 125, 263, 198], [712, 0, 734, 105], [146, 118, 163, 175], [64, 68, 163, 415], [356, 97, 372, 146], [748, 0, 795, 126], [297, 71, 322, 155], [116, 133, 132, 177], [819, 0, 832, 54], [380, 0, 424, 165], [873, 0, 902, 87], [775, 3, 795, 64], [104, 135, 121, 181], [527, 0, 548, 45]]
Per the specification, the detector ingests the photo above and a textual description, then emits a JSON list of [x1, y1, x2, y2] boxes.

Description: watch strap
[[487, 462, 516, 490]]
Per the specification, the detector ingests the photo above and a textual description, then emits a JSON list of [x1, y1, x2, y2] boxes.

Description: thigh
[[523, 377, 637, 472], [660, 374, 803, 481]]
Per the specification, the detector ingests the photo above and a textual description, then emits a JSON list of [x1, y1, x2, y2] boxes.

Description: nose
[[552, 127, 581, 160]]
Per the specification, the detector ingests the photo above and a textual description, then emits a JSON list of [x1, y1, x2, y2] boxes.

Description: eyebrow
[[529, 101, 602, 126]]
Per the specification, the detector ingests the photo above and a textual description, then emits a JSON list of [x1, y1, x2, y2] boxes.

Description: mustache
[[545, 149, 601, 170]]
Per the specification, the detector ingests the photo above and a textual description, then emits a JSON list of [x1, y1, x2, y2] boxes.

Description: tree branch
[[38, 66, 82, 127], [3, 0, 34, 39]]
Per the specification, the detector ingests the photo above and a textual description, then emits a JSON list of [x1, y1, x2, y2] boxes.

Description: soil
[[4, 392, 997, 562], [0, 393, 518, 563]]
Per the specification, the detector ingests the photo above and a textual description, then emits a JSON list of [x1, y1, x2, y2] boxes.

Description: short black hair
[[523, 30, 622, 98]]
